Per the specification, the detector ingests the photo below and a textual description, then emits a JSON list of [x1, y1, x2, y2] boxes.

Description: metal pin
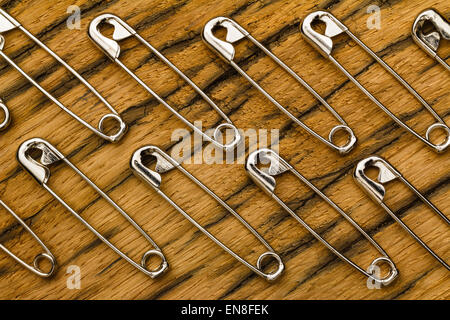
[[88, 14, 241, 151], [0, 98, 10, 131], [246, 149, 398, 285], [0, 199, 56, 277], [17, 138, 168, 278], [412, 9, 450, 71], [354, 156, 449, 270], [131, 145, 284, 281], [301, 11, 450, 153], [0, 9, 127, 142], [202, 17, 357, 154]]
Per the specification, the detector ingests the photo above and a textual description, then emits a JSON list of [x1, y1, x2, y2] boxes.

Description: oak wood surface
[[0, 0, 448, 300]]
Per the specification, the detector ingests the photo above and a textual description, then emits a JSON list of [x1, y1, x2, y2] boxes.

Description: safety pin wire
[[131, 145, 284, 281], [0, 98, 10, 130], [17, 138, 168, 278], [0, 199, 56, 277], [202, 17, 357, 154], [246, 149, 398, 285], [412, 9, 450, 72], [88, 14, 241, 151], [354, 156, 449, 270], [0, 9, 127, 142], [301, 11, 450, 153]]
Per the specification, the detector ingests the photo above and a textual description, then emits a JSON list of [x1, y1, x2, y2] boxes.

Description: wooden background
[[0, 0, 448, 300]]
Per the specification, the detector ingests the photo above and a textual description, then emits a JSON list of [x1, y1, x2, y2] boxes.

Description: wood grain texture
[[0, 0, 448, 300]]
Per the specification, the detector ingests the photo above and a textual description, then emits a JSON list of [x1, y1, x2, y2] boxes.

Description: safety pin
[[412, 9, 450, 71], [88, 14, 241, 151], [0, 9, 127, 142], [0, 199, 56, 277], [301, 11, 450, 153], [0, 98, 10, 130], [17, 138, 168, 278], [202, 17, 357, 154], [354, 156, 449, 270], [130, 145, 284, 281], [246, 149, 398, 285]]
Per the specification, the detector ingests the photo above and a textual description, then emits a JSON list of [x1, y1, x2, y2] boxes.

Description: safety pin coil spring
[[246, 149, 398, 285], [130, 145, 284, 281], [0, 199, 56, 277], [301, 11, 450, 153], [17, 138, 168, 278], [0, 9, 127, 142], [0, 98, 11, 131], [88, 14, 241, 151], [202, 17, 357, 154]]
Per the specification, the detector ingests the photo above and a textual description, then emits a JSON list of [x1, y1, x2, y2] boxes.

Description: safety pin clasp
[[354, 155, 449, 269], [131, 146, 285, 281], [202, 17, 248, 61], [88, 14, 136, 60], [246, 149, 398, 285], [0, 9, 20, 33], [130, 146, 177, 189], [353, 156, 401, 204], [412, 9, 450, 59], [245, 148, 292, 195], [17, 138, 64, 185], [89, 14, 241, 151], [0, 98, 11, 130], [17, 138, 169, 278], [301, 11, 347, 57]]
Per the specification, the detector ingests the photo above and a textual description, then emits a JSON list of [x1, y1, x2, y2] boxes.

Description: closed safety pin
[[17, 138, 168, 278], [0, 98, 10, 131], [0, 9, 127, 142], [88, 14, 241, 151], [202, 17, 357, 154], [0, 199, 55, 277], [412, 9, 450, 71], [246, 149, 398, 285], [354, 156, 449, 270], [131, 146, 284, 281], [301, 11, 450, 153]]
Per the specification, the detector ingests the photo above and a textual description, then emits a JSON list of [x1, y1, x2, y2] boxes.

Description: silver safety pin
[[0, 199, 56, 277], [130, 145, 284, 281], [0, 9, 127, 142], [246, 149, 398, 285], [202, 17, 357, 154], [354, 156, 449, 270], [88, 14, 241, 151], [301, 11, 450, 153], [412, 9, 450, 71], [0, 98, 10, 131], [17, 138, 168, 278]]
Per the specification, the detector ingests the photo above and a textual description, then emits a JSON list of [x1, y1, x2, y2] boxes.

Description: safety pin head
[[0, 98, 11, 130], [202, 17, 248, 62], [130, 146, 177, 189], [301, 11, 347, 57], [88, 13, 136, 60], [412, 9, 450, 58], [245, 149, 291, 195], [17, 138, 64, 185], [353, 156, 401, 203], [0, 8, 20, 34]]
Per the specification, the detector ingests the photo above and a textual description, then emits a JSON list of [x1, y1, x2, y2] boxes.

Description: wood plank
[[0, 0, 448, 299]]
